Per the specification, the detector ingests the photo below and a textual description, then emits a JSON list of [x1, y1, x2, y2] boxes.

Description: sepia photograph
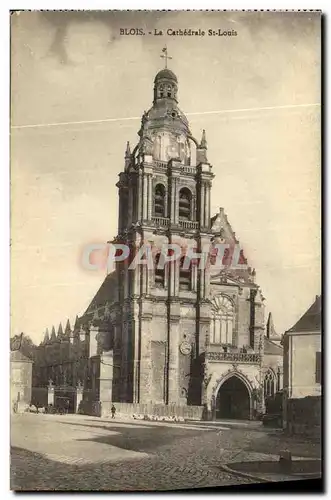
[[10, 9, 322, 492]]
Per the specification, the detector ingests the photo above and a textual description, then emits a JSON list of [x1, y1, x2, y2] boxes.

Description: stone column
[[164, 186, 169, 218], [75, 383, 84, 413], [89, 325, 99, 358], [47, 381, 55, 406], [147, 174, 153, 220], [99, 350, 114, 415], [120, 322, 128, 401], [200, 181, 205, 227], [167, 302, 181, 405], [137, 170, 143, 220], [204, 182, 211, 228], [139, 312, 153, 404], [131, 300, 140, 404], [169, 162, 181, 225], [170, 177, 176, 225], [142, 174, 148, 220]]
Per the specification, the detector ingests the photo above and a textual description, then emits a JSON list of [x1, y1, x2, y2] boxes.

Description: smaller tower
[[50, 326, 56, 342], [43, 328, 50, 344], [64, 319, 71, 338], [57, 322, 64, 339], [125, 141, 131, 170], [197, 129, 208, 164]]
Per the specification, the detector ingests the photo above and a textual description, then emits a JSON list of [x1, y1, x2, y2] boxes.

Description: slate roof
[[83, 271, 117, 318], [154, 68, 178, 82], [287, 295, 321, 333], [264, 337, 283, 355], [10, 350, 33, 363], [266, 312, 282, 341]]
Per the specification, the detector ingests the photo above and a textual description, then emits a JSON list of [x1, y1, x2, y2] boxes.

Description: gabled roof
[[266, 312, 282, 341], [264, 337, 283, 355], [11, 350, 33, 363], [209, 208, 258, 286], [287, 295, 321, 333], [210, 207, 239, 244], [84, 272, 117, 317]]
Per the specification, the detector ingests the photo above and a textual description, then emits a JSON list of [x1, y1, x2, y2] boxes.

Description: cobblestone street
[[11, 413, 321, 491]]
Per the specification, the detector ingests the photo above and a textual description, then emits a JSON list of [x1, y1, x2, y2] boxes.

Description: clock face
[[180, 341, 192, 356]]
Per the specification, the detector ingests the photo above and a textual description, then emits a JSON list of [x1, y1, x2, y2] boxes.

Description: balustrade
[[207, 351, 261, 364]]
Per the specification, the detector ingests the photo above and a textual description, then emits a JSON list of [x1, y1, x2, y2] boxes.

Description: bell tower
[[114, 52, 215, 405]]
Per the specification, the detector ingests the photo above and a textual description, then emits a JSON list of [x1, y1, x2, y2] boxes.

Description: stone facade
[[34, 65, 283, 419], [283, 295, 322, 432], [11, 350, 33, 412], [79, 66, 282, 419]]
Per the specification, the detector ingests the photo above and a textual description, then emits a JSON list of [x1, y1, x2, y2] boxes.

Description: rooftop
[[154, 68, 178, 82], [286, 295, 321, 333]]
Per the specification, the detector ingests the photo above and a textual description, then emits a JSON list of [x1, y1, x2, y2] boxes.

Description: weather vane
[[160, 46, 172, 69]]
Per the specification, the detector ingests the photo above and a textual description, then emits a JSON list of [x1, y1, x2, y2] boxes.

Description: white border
[[2, 2, 327, 499]]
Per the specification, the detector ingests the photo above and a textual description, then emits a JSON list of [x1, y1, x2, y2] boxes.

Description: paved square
[[11, 414, 320, 491]]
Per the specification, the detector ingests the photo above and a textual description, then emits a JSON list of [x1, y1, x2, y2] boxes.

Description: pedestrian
[[111, 404, 116, 419]]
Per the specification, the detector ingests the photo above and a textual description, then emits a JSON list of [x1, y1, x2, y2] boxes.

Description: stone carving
[[207, 351, 261, 363], [179, 341, 192, 356], [140, 134, 154, 155], [203, 373, 212, 389]]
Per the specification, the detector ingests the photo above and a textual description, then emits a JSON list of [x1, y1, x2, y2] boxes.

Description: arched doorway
[[215, 375, 251, 420]]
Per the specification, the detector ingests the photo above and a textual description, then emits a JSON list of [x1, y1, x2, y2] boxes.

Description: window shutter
[[315, 352, 321, 384]]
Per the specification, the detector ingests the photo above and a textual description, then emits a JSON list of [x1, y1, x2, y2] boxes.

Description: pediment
[[210, 207, 238, 244], [210, 271, 250, 286]]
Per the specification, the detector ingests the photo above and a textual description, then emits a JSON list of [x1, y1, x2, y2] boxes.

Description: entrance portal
[[216, 376, 251, 420]]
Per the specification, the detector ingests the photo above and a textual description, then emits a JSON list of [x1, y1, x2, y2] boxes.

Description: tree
[[10, 333, 37, 360]]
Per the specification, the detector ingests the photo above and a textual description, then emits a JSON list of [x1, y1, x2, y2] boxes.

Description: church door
[[216, 376, 251, 420]]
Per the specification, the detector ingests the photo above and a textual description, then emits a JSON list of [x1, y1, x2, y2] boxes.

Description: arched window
[[179, 188, 192, 221], [159, 85, 164, 98], [264, 369, 276, 398], [179, 256, 191, 290], [154, 253, 165, 287], [167, 84, 172, 97], [154, 184, 166, 217], [210, 295, 234, 345]]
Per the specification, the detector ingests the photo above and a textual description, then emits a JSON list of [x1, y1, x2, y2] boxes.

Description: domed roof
[[154, 68, 178, 82]]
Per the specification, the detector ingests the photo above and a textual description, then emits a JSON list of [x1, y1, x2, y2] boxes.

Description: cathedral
[[34, 59, 283, 420]]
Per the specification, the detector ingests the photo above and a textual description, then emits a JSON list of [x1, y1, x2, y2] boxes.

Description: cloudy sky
[[10, 10, 321, 343]]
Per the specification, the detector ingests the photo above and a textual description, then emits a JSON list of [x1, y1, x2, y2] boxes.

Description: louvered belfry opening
[[179, 255, 191, 290], [154, 253, 165, 287], [154, 184, 166, 217], [179, 187, 191, 220]]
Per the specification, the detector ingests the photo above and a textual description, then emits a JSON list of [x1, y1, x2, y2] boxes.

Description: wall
[[31, 387, 48, 407], [100, 402, 204, 420], [285, 332, 321, 399], [286, 396, 321, 438], [11, 359, 33, 410]]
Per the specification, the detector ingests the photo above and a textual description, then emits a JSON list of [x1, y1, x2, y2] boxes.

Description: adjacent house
[[282, 295, 322, 436], [11, 350, 33, 412]]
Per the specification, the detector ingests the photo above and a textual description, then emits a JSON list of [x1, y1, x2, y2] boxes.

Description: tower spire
[[50, 325, 56, 342], [44, 328, 50, 344], [200, 129, 207, 149], [160, 46, 172, 69], [64, 319, 71, 337], [125, 141, 131, 157], [58, 322, 63, 338]]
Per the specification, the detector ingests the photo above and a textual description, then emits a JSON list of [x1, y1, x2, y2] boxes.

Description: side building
[[283, 295, 322, 437], [11, 350, 33, 413]]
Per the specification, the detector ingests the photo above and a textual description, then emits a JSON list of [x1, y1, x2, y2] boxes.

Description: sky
[[10, 10, 321, 344]]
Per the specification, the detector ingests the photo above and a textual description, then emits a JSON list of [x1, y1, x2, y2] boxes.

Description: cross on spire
[[160, 46, 172, 69]]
